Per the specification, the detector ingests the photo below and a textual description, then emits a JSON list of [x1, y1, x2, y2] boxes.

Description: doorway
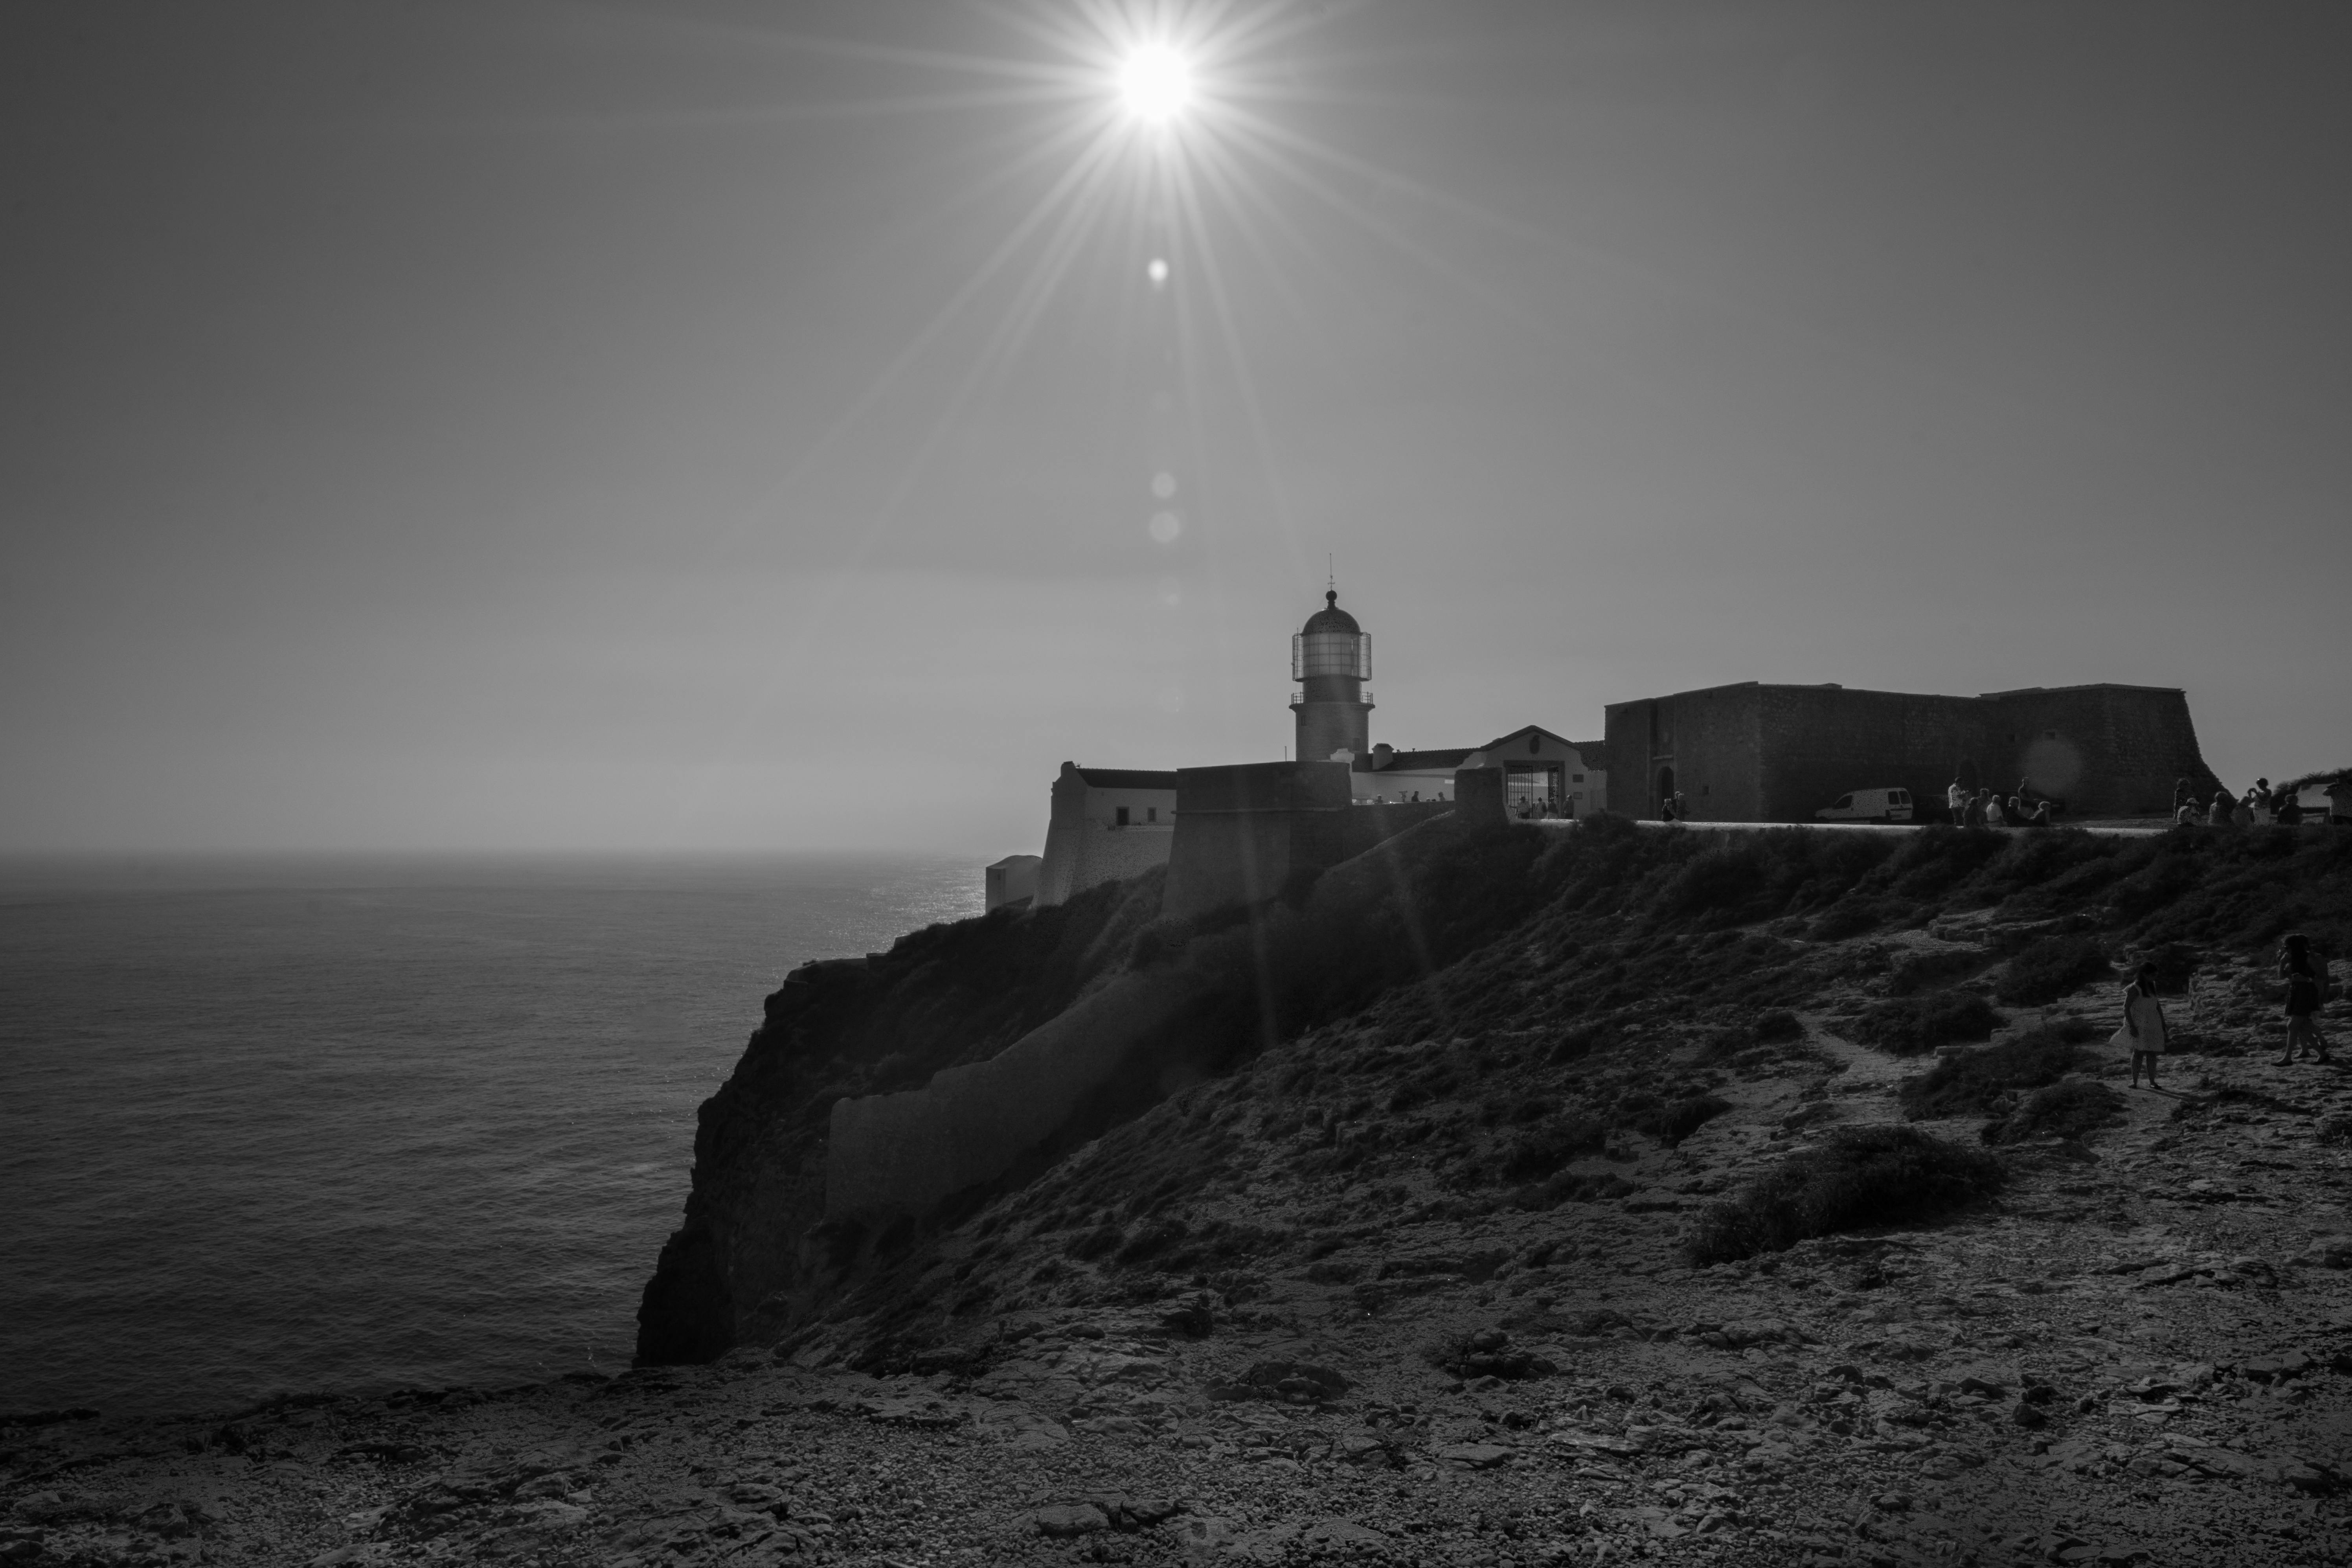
[[1506, 763, 1563, 817]]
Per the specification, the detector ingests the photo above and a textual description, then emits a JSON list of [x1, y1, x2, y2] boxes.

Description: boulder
[[1032, 1503, 1110, 1538]]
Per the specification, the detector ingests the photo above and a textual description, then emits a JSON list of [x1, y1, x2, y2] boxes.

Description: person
[[2234, 792, 2256, 827], [1948, 778, 1968, 825], [1963, 788, 1989, 828], [2278, 790, 2305, 827], [1984, 792, 2007, 827], [2174, 799, 2199, 827], [2173, 777, 2193, 814], [2117, 962, 2170, 1088], [2276, 933, 2333, 1065], [2210, 789, 2236, 827], [2030, 799, 2054, 827]]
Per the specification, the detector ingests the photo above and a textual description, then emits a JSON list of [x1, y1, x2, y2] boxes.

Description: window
[[1834, 794, 1854, 809], [1571, 774, 1584, 783], [1115, 806, 1130, 827], [1147, 806, 1158, 823]]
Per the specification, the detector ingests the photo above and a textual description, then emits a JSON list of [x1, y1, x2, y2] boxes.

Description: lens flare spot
[[1158, 576, 1182, 606], [1147, 257, 1169, 286], [1151, 471, 1177, 498], [1149, 511, 1182, 544]]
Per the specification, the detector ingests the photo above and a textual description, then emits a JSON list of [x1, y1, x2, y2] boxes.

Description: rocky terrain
[[7, 819, 2351, 1566]]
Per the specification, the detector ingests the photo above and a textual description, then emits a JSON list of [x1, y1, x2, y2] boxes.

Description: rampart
[[1035, 763, 1177, 906], [1160, 760, 1447, 918], [1604, 681, 2223, 822], [824, 961, 1220, 1221]]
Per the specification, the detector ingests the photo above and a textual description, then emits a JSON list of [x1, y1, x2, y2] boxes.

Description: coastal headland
[[6, 817, 2351, 1565]]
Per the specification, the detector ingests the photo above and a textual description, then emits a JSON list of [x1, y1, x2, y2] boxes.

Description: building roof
[[1071, 767, 1179, 791], [1301, 590, 1361, 636], [1606, 679, 2188, 708], [1352, 728, 1608, 774], [1354, 746, 1475, 773]]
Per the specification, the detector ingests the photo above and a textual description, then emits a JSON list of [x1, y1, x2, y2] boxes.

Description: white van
[[1816, 787, 1914, 823]]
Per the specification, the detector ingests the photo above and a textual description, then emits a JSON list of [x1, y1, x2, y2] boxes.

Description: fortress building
[[1290, 591, 1373, 763], [1604, 680, 2224, 822], [1033, 763, 1178, 908]]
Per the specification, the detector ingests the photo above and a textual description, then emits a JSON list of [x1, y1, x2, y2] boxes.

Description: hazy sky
[[5, 2, 2347, 854]]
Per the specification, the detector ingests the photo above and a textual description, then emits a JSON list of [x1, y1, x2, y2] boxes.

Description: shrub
[[1065, 1223, 1125, 1262], [1982, 1079, 2126, 1145], [1549, 1022, 1619, 1064], [1887, 947, 1987, 996], [1853, 991, 2003, 1055], [1113, 1219, 1189, 1268], [1898, 1022, 2095, 1120], [1656, 845, 1772, 923], [1996, 936, 2111, 1006], [1810, 899, 1893, 941], [1685, 1127, 2007, 1263], [1753, 1009, 1805, 1043], [1498, 1116, 1608, 1182], [1509, 1170, 1638, 1211], [1126, 912, 1195, 969], [1632, 1093, 1732, 1147]]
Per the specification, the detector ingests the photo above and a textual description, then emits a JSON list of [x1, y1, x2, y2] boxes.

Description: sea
[[0, 853, 983, 1420]]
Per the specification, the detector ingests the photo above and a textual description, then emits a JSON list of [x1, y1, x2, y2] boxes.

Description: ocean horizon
[[0, 851, 987, 1419]]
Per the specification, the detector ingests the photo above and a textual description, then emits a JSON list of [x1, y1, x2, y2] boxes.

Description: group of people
[[2115, 932, 2334, 1090], [2174, 776, 2324, 828], [1512, 794, 1566, 819], [1944, 778, 2056, 828]]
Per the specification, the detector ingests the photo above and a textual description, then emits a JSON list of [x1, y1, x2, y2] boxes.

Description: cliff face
[[632, 871, 1172, 1362], [636, 818, 2352, 1368]]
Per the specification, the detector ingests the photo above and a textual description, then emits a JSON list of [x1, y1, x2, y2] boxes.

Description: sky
[[3, 1, 2347, 855]]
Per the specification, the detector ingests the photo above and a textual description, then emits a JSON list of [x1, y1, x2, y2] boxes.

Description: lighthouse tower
[[1289, 590, 1373, 762]]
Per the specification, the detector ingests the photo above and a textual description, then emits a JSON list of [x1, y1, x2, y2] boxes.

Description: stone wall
[[825, 962, 1219, 1221], [1037, 763, 1178, 906], [1161, 761, 1348, 918], [1984, 686, 2221, 815], [1161, 761, 1448, 918], [1753, 685, 1985, 822], [1605, 681, 2225, 823]]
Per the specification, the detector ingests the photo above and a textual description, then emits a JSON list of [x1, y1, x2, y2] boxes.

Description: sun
[[1117, 44, 1193, 125]]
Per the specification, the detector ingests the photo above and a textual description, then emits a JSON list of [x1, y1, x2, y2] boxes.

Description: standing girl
[[2276, 934, 2333, 1065], [2118, 962, 2169, 1089]]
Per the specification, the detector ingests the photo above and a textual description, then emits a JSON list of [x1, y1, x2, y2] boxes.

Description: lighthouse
[[1289, 590, 1373, 763]]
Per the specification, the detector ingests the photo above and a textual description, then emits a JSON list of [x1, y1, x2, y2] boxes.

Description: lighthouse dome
[[1301, 590, 1360, 635]]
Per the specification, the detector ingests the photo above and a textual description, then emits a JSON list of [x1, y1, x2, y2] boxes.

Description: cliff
[[637, 817, 2352, 1371]]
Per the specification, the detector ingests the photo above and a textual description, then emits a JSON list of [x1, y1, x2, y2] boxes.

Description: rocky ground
[[7, 937, 2350, 1568]]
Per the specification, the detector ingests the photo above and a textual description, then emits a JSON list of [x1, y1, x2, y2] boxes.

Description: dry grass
[[1685, 1127, 2007, 1264]]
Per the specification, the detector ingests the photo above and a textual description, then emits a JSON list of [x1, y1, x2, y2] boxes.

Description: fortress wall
[[1756, 687, 1987, 822], [1036, 768, 1176, 906], [1985, 687, 2222, 815], [825, 963, 1218, 1221], [1162, 761, 1351, 918], [1453, 766, 1508, 828], [1602, 700, 1653, 817], [825, 814, 1475, 1223], [1667, 687, 1768, 822], [1066, 823, 1174, 897]]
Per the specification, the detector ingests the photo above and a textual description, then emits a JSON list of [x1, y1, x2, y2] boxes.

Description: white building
[[1034, 763, 1179, 907]]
